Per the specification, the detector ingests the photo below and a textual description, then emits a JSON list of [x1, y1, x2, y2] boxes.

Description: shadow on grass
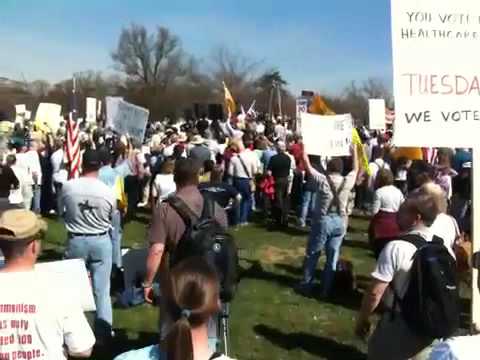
[[92, 330, 158, 360], [240, 260, 297, 288], [343, 239, 372, 251], [254, 324, 366, 360]]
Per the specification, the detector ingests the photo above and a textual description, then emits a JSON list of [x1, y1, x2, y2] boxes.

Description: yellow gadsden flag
[[309, 94, 371, 176], [223, 82, 236, 116]]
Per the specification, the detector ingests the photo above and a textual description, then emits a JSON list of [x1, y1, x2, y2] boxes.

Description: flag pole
[[72, 74, 77, 121]]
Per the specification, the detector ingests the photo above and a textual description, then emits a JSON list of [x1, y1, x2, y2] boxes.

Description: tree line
[[0, 24, 391, 124]]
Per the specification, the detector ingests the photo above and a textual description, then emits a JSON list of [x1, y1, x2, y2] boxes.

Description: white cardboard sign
[[301, 113, 352, 157], [112, 100, 149, 142], [35, 259, 96, 312], [392, 0, 480, 147], [86, 97, 97, 123], [35, 103, 62, 133], [105, 96, 123, 129], [369, 99, 386, 130]]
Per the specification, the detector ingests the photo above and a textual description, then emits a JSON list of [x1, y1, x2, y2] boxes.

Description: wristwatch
[[141, 282, 153, 289]]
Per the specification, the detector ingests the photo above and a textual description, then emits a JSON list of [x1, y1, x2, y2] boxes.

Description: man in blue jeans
[[227, 139, 259, 226], [296, 145, 359, 298], [60, 149, 116, 343]]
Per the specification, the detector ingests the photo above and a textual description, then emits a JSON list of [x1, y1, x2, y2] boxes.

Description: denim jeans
[[65, 233, 113, 337], [299, 190, 317, 225], [31, 185, 41, 214], [110, 209, 123, 268], [301, 214, 345, 296], [233, 178, 252, 224]]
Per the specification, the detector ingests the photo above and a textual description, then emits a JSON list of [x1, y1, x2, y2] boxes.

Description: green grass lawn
[[41, 214, 376, 360]]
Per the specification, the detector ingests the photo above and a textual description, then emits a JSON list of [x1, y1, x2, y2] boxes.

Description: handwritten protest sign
[[296, 98, 308, 131], [86, 97, 97, 123], [392, 0, 480, 147], [35, 103, 62, 133], [35, 259, 96, 312], [105, 96, 123, 128], [301, 113, 352, 157], [368, 99, 386, 130], [15, 104, 26, 114], [112, 100, 149, 142]]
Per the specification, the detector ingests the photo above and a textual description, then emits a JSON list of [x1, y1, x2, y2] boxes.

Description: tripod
[[217, 302, 231, 356]]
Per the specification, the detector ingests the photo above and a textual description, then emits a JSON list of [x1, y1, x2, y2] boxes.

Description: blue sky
[[0, 0, 393, 95]]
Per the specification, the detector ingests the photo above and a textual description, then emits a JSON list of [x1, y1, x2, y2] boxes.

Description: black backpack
[[166, 194, 239, 302], [393, 234, 460, 339]]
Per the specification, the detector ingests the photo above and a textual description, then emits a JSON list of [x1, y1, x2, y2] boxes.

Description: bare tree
[[209, 46, 261, 105], [361, 77, 393, 106], [111, 24, 185, 90], [28, 80, 51, 98]]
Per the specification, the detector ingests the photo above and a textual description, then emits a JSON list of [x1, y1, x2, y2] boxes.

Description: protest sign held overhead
[[86, 97, 97, 123], [34, 103, 62, 133], [15, 104, 27, 123], [368, 99, 386, 130], [391, 0, 480, 147], [301, 113, 352, 157], [112, 100, 149, 141], [105, 96, 123, 128]]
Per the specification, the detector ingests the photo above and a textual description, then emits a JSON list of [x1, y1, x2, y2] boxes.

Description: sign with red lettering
[[391, 0, 480, 147]]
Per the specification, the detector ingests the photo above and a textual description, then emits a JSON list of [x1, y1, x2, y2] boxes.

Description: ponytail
[[163, 257, 221, 360], [165, 313, 194, 360]]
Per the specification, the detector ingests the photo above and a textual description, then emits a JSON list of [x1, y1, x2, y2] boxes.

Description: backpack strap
[[398, 234, 428, 250], [209, 353, 223, 360], [326, 176, 347, 215], [166, 196, 199, 227], [389, 233, 427, 319], [237, 155, 252, 179], [200, 193, 216, 220]]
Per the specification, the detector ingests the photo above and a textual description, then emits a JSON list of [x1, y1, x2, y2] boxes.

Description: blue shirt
[[261, 149, 277, 171], [98, 165, 118, 189]]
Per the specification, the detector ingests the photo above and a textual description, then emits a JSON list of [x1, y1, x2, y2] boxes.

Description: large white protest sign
[[392, 0, 480, 147], [105, 96, 123, 128], [112, 100, 149, 141], [35, 259, 96, 312], [392, 0, 480, 330], [35, 103, 62, 133], [86, 97, 97, 123], [368, 99, 386, 130], [301, 113, 352, 157]]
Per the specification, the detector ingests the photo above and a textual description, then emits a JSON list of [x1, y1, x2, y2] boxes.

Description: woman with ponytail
[[115, 257, 235, 360]]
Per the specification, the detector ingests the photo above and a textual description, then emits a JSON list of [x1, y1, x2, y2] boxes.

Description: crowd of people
[[0, 110, 476, 359]]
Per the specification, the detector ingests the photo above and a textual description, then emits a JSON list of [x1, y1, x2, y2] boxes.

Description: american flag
[[66, 113, 81, 179]]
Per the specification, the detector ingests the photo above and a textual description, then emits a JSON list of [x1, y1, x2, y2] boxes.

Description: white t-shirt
[[0, 271, 95, 360], [372, 227, 432, 308], [368, 159, 390, 190], [9, 165, 29, 205], [372, 185, 404, 214], [50, 149, 64, 175], [16, 151, 42, 185], [60, 177, 116, 234], [152, 174, 176, 203], [430, 213, 459, 259], [429, 334, 480, 360]]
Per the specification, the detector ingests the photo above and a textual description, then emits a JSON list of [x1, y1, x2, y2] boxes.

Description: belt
[[68, 231, 108, 237]]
